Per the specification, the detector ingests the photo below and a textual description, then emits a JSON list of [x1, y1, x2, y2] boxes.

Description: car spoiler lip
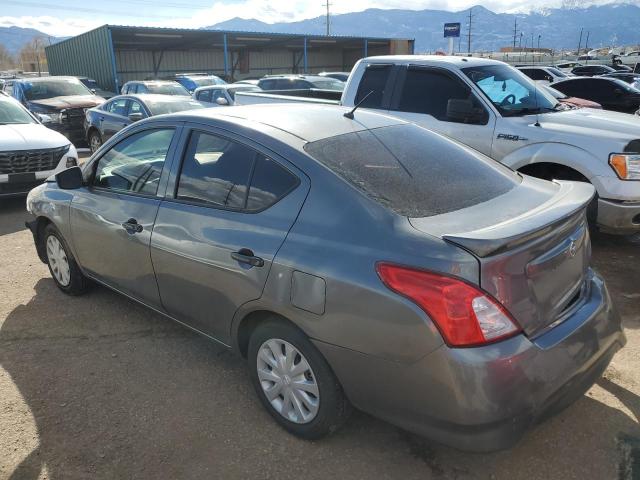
[[439, 180, 595, 258]]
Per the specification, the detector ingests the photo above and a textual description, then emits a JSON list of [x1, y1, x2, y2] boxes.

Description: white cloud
[[0, 0, 629, 37], [0, 16, 101, 37]]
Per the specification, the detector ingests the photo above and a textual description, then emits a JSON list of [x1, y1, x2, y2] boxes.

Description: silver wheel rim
[[46, 235, 71, 287], [257, 338, 320, 424], [90, 134, 101, 152]]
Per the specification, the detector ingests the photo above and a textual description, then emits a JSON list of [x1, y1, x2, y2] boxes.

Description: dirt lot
[[0, 195, 638, 480]]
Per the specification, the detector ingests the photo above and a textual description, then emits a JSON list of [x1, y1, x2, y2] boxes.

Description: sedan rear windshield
[[304, 124, 519, 217], [145, 99, 206, 115], [146, 83, 190, 96]]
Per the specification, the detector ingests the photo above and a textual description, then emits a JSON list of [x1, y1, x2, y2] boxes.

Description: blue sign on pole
[[444, 23, 461, 38]]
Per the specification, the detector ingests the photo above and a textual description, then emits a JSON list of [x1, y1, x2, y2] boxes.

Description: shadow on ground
[[0, 197, 29, 237], [2, 276, 639, 479]]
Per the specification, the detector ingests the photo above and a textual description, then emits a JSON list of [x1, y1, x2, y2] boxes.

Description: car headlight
[[610, 153, 640, 180], [43, 112, 64, 124]]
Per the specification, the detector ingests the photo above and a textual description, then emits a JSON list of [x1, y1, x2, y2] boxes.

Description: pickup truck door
[[386, 66, 496, 157]]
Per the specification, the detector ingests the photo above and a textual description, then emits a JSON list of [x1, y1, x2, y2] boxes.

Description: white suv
[[0, 94, 78, 197]]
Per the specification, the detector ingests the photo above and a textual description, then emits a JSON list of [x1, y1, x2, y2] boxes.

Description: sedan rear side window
[[304, 124, 519, 218], [176, 131, 298, 211], [93, 129, 174, 195]]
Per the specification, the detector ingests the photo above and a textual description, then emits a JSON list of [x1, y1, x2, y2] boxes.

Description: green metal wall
[[45, 25, 117, 93]]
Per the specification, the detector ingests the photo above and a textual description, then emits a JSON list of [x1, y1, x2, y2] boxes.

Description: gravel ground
[[0, 195, 638, 480]]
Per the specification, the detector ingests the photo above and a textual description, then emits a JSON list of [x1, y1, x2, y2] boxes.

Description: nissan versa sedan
[[25, 104, 625, 452]]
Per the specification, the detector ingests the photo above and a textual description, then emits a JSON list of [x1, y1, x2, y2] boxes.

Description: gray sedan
[[25, 104, 625, 451]]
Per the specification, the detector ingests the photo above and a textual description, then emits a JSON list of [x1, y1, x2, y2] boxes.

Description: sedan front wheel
[[43, 223, 89, 295]]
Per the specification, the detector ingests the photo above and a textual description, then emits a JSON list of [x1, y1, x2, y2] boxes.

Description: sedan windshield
[[22, 79, 92, 100], [146, 83, 190, 96], [145, 99, 206, 115], [0, 97, 36, 124], [463, 64, 558, 116]]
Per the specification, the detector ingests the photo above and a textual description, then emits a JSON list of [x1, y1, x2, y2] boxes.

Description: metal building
[[45, 25, 414, 93]]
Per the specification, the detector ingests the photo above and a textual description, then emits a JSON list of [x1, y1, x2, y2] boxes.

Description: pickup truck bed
[[235, 88, 340, 106]]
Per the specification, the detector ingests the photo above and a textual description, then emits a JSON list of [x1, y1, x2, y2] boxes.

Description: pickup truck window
[[463, 64, 557, 116], [394, 68, 488, 124], [304, 124, 518, 217], [355, 64, 392, 109]]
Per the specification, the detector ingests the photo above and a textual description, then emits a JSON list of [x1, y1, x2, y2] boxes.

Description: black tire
[[248, 318, 351, 440], [88, 129, 102, 153], [43, 223, 89, 295]]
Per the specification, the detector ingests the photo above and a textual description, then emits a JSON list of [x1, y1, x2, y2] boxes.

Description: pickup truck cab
[[342, 56, 640, 235]]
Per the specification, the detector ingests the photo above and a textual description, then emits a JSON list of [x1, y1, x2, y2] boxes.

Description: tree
[[19, 36, 48, 75], [0, 44, 15, 70]]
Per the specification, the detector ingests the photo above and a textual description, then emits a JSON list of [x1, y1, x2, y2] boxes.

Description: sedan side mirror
[[55, 166, 84, 190], [128, 112, 144, 122], [215, 97, 229, 106]]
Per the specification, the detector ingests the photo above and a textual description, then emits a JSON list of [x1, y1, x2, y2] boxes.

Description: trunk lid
[[410, 177, 595, 337]]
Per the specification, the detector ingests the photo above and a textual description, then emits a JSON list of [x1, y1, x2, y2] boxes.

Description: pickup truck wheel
[[89, 130, 102, 153], [248, 319, 351, 440], [43, 224, 89, 295]]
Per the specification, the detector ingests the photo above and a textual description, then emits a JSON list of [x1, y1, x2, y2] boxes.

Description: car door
[[195, 89, 212, 105], [101, 97, 131, 140], [70, 126, 180, 308], [150, 126, 309, 343], [387, 66, 495, 157]]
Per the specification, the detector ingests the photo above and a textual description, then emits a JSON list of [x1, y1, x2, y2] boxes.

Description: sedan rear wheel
[[89, 130, 102, 153], [248, 318, 351, 439]]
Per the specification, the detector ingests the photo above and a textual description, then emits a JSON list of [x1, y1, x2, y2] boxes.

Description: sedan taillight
[[376, 263, 521, 347]]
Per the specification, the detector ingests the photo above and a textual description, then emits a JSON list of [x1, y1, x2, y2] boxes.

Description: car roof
[[15, 76, 81, 83], [363, 54, 507, 69], [127, 80, 180, 85], [162, 103, 407, 142], [260, 75, 337, 82], [194, 84, 255, 91], [112, 94, 196, 103]]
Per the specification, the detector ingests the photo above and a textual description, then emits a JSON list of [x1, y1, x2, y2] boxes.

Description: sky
[[0, 0, 624, 37]]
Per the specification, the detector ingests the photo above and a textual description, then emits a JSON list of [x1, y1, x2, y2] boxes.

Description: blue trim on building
[[303, 37, 308, 73]]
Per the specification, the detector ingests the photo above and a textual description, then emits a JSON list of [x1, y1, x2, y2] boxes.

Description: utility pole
[[323, 1, 331, 36], [512, 17, 517, 50], [577, 27, 583, 55], [519, 32, 523, 51], [467, 7, 473, 54], [585, 31, 590, 53]]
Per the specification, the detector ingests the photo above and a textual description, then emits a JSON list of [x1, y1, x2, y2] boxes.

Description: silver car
[[25, 104, 625, 451]]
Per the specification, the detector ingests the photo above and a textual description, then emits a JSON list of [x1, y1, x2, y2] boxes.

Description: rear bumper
[[596, 198, 640, 234], [315, 270, 625, 452]]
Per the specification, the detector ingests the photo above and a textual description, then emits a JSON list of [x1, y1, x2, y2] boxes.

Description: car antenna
[[533, 81, 541, 127], [344, 90, 374, 119]]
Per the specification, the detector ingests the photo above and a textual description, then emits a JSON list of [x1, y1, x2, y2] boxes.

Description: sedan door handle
[[231, 248, 264, 267], [121, 218, 143, 234]]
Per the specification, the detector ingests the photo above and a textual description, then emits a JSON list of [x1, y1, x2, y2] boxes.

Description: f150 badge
[[497, 133, 528, 141]]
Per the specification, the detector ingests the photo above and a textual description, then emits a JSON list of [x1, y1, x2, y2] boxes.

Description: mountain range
[[1, 3, 639, 57], [205, 3, 640, 53]]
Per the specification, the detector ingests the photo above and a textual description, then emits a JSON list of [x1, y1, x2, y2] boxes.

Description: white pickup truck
[[236, 56, 640, 235]]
